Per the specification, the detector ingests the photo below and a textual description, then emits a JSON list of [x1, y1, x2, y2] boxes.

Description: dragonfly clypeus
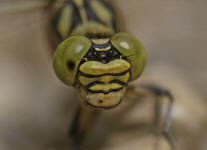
[[1, 0, 174, 149]]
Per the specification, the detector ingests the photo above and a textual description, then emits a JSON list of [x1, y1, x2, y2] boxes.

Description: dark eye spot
[[67, 61, 75, 71], [98, 100, 103, 104]]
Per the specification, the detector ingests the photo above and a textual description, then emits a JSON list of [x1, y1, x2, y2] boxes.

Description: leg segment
[[140, 85, 175, 150], [69, 105, 99, 150]]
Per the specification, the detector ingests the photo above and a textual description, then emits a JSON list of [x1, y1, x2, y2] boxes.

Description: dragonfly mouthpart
[[78, 59, 131, 109]]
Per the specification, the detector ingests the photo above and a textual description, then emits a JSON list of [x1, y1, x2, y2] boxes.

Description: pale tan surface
[[114, 0, 207, 94], [0, 0, 207, 150]]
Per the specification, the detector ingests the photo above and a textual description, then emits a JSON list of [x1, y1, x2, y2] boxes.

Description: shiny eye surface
[[111, 33, 146, 81], [53, 36, 91, 85]]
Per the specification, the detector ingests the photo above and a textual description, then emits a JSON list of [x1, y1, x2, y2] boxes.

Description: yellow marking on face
[[79, 87, 126, 109], [89, 83, 122, 92], [91, 38, 110, 44], [78, 72, 130, 86], [95, 46, 111, 51], [79, 59, 131, 76]]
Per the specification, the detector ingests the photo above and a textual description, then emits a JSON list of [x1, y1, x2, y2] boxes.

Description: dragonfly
[[1, 0, 174, 149]]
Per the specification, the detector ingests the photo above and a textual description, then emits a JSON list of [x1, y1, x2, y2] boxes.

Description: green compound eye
[[53, 36, 91, 85], [111, 33, 146, 81]]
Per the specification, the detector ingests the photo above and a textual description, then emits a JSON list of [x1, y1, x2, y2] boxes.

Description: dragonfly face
[[53, 33, 146, 109]]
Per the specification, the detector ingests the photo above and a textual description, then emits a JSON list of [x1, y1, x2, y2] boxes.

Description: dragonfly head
[[53, 33, 146, 109]]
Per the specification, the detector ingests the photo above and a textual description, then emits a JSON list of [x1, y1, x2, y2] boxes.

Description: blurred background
[[0, 0, 207, 150]]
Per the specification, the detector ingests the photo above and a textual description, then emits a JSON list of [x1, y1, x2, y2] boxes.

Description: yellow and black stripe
[[52, 0, 117, 41]]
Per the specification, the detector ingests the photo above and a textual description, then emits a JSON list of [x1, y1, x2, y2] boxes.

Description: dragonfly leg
[[140, 85, 175, 150], [69, 105, 99, 150]]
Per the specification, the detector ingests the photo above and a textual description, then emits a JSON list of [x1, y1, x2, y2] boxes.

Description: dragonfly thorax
[[53, 0, 117, 41]]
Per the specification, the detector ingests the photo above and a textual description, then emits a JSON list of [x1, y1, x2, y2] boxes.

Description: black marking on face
[[79, 69, 131, 78], [84, 94, 124, 109], [87, 87, 123, 94], [85, 81, 104, 88], [82, 43, 121, 64], [83, 79, 127, 89], [98, 100, 103, 103], [109, 79, 128, 86]]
